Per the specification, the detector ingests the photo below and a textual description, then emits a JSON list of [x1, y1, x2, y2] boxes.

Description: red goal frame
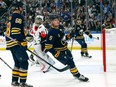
[[102, 29, 106, 72]]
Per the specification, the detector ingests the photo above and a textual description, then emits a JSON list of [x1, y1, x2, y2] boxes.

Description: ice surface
[[0, 50, 116, 87]]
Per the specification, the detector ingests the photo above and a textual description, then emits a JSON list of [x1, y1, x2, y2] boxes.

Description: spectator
[[61, 11, 71, 27], [4, 0, 12, 7], [88, 16, 96, 31], [102, 2, 111, 17], [102, 18, 115, 29], [0, 3, 6, 17], [0, 0, 115, 34], [96, 20, 101, 32], [0, 19, 6, 35], [0, 0, 7, 8]]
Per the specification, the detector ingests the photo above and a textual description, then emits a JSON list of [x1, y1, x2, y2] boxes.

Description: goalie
[[30, 15, 55, 72]]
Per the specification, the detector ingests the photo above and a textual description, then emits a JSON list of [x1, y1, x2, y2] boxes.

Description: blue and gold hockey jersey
[[45, 25, 69, 55], [74, 24, 91, 39], [6, 12, 27, 49]]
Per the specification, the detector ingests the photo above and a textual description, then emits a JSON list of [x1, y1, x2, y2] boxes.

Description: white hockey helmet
[[35, 15, 44, 26], [35, 15, 44, 21]]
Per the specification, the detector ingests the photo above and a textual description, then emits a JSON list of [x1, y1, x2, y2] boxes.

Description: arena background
[[0, 0, 115, 50]]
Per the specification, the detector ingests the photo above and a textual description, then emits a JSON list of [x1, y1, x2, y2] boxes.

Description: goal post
[[102, 29, 106, 72], [102, 28, 116, 72]]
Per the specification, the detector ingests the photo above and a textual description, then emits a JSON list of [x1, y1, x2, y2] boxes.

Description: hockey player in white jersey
[[30, 15, 55, 72]]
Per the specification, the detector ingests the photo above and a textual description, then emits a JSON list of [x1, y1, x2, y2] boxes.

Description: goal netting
[[102, 28, 116, 72]]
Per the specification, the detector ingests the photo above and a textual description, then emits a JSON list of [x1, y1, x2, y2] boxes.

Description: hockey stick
[[70, 37, 75, 52], [93, 37, 99, 40], [28, 43, 36, 63], [0, 57, 12, 70], [4, 33, 70, 72]]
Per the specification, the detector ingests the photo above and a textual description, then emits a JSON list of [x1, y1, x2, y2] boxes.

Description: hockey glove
[[15, 41, 27, 47], [20, 41, 27, 47], [66, 30, 75, 40], [25, 35, 34, 42], [88, 34, 93, 39], [40, 32, 46, 38]]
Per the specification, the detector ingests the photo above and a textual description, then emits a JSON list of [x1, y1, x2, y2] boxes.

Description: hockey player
[[5, 4, 33, 87], [30, 15, 55, 72], [74, 18, 93, 58], [45, 15, 89, 82]]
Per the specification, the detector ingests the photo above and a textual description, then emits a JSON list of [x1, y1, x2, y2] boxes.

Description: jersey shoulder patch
[[49, 35, 53, 40]]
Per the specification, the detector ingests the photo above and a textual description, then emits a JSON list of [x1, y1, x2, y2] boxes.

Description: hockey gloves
[[88, 34, 93, 39], [25, 34, 34, 42], [66, 30, 75, 40], [40, 32, 46, 38]]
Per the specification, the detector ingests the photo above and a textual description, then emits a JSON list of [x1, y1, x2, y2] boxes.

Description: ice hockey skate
[[81, 52, 92, 58], [74, 74, 89, 82], [11, 81, 19, 87], [19, 83, 33, 87]]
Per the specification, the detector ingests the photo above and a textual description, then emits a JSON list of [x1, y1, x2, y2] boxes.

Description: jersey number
[[15, 18, 22, 24]]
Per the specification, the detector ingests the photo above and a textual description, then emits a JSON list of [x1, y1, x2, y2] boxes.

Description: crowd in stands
[[0, 0, 115, 35]]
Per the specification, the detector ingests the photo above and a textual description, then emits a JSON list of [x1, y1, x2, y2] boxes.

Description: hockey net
[[102, 28, 116, 72]]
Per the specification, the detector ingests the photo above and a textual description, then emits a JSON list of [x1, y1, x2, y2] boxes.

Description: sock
[[70, 67, 80, 77], [19, 69, 27, 83], [12, 68, 19, 82]]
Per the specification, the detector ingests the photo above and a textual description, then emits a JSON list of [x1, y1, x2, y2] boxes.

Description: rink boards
[[0, 34, 102, 50]]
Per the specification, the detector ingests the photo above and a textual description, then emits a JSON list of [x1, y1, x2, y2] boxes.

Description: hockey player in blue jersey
[[74, 18, 93, 58], [45, 15, 89, 82], [5, 3, 33, 87]]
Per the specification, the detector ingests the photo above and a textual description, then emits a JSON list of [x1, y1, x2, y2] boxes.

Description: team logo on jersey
[[49, 36, 53, 40]]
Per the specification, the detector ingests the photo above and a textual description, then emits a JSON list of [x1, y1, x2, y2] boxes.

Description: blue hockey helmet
[[50, 15, 59, 21]]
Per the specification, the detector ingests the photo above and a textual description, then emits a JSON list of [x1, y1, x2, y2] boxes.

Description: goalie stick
[[4, 33, 70, 72]]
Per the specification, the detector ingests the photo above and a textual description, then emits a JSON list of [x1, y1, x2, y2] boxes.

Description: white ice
[[0, 50, 116, 87]]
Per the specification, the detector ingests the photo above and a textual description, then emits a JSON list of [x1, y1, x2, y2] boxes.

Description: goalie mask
[[35, 15, 44, 27]]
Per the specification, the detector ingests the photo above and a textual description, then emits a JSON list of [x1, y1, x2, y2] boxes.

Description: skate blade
[[81, 56, 92, 58], [11, 85, 19, 87]]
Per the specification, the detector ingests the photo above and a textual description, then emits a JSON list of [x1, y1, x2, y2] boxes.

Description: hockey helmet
[[50, 15, 59, 21], [35, 15, 44, 26], [35, 15, 44, 21]]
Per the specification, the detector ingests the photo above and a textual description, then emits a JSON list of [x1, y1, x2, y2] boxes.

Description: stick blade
[[56, 65, 70, 72]]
